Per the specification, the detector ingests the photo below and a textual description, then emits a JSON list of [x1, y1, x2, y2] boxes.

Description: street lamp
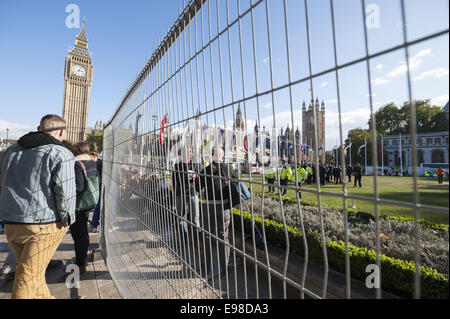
[[6, 128, 9, 142]]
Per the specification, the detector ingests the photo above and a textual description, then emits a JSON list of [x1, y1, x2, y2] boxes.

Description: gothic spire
[[76, 17, 88, 42]]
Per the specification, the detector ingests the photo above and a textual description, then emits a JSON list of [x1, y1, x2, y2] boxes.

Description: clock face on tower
[[71, 64, 86, 77]]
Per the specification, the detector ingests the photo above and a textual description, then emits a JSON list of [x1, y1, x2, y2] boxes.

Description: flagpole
[[381, 135, 384, 176], [349, 139, 352, 167], [399, 132, 403, 176], [364, 135, 367, 175]]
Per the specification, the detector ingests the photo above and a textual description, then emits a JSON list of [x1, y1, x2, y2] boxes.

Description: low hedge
[[255, 192, 449, 231], [232, 208, 449, 299]]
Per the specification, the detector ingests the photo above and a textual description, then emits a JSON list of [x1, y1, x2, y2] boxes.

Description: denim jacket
[[0, 132, 76, 225]]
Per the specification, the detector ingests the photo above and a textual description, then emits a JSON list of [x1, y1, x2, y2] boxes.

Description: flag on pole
[[304, 144, 310, 156], [358, 144, 366, 156], [159, 115, 168, 145], [378, 142, 382, 160], [218, 128, 225, 144]]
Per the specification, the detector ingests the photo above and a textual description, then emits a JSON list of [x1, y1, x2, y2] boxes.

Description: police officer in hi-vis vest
[[280, 159, 293, 196], [265, 163, 277, 193]]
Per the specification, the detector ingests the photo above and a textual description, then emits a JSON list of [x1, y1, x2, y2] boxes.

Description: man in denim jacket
[[0, 114, 76, 299]]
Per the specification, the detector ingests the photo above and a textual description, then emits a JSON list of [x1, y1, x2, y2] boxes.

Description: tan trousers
[[5, 222, 68, 299]]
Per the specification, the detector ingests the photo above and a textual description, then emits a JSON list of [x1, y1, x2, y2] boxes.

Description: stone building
[[302, 98, 326, 163], [383, 131, 449, 168], [62, 18, 94, 143]]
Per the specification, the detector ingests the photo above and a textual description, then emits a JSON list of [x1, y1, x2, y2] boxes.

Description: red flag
[[159, 116, 168, 145]]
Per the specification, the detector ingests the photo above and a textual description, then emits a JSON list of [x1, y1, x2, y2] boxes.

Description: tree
[[86, 130, 103, 153], [346, 128, 373, 166], [369, 99, 449, 135], [369, 102, 405, 135]]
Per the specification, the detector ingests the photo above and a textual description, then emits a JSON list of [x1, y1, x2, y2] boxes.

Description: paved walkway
[[0, 229, 120, 299]]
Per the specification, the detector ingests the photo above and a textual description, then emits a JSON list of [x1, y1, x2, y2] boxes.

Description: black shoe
[[47, 259, 65, 271]]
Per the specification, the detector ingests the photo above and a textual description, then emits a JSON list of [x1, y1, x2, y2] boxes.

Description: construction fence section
[[101, 0, 449, 299]]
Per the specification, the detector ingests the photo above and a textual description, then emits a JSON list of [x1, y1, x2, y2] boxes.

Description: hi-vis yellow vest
[[280, 165, 293, 180], [265, 167, 276, 179], [296, 167, 307, 183]]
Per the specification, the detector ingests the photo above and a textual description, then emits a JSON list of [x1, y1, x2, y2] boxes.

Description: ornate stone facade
[[62, 18, 93, 143], [383, 131, 449, 168], [302, 98, 326, 163]]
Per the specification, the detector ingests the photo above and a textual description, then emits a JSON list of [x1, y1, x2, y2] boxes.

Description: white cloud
[[263, 57, 269, 64], [325, 99, 338, 104], [320, 81, 329, 88], [324, 108, 371, 149], [263, 102, 272, 109], [259, 110, 303, 132], [432, 94, 449, 106], [375, 64, 383, 71], [0, 120, 35, 140], [373, 48, 432, 86], [414, 68, 449, 82]]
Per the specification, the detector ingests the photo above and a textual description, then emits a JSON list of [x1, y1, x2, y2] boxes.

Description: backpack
[[76, 161, 100, 212]]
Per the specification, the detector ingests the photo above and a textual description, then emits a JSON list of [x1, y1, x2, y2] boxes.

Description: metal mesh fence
[[101, 0, 449, 299]]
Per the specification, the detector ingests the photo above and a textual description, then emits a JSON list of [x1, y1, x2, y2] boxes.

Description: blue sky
[[0, 0, 448, 150]]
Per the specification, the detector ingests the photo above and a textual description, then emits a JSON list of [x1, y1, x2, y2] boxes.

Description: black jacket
[[195, 162, 238, 207], [172, 162, 198, 197]]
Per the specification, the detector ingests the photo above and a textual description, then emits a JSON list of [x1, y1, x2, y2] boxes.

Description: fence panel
[[101, 0, 449, 299]]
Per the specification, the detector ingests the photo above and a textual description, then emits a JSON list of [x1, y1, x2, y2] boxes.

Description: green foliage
[[368, 99, 449, 135], [232, 207, 449, 299], [86, 129, 103, 153], [255, 192, 449, 232]]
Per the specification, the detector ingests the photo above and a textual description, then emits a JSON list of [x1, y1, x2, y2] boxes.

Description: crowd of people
[[0, 114, 101, 299], [271, 160, 364, 197]]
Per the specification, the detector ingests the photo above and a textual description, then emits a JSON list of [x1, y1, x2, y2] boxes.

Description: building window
[[426, 138, 433, 145], [417, 150, 424, 165], [434, 138, 441, 145], [431, 149, 445, 163], [416, 138, 422, 145], [393, 140, 398, 146]]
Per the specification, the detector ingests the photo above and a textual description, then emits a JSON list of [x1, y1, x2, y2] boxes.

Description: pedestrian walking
[[195, 148, 238, 283], [90, 155, 102, 233], [437, 167, 445, 185], [69, 142, 100, 275], [354, 163, 363, 188], [346, 165, 353, 183], [172, 145, 201, 265], [326, 165, 333, 182], [0, 114, 76, 299], [334, 165, 342, 184], [319, 162, 326, 186]]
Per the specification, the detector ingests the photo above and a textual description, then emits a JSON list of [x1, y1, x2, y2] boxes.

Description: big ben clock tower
[[62, 17, 93, 143]]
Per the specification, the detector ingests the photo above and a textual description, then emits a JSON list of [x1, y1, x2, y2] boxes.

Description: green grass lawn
[[241, 174, 449, 225]]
